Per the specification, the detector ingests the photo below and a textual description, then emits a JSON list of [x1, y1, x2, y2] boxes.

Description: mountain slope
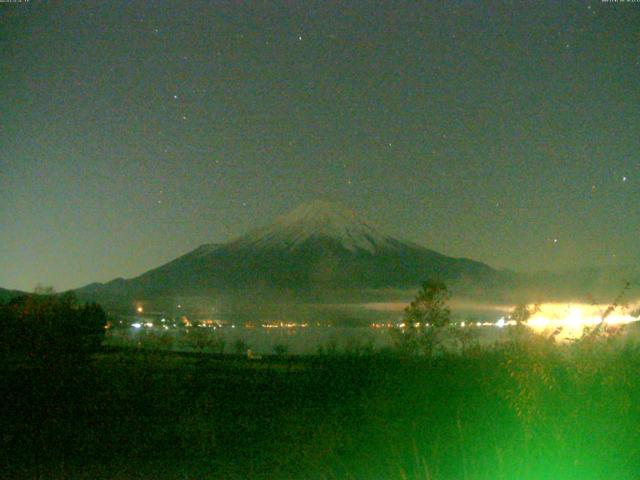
[[77, 201, 503, 300]]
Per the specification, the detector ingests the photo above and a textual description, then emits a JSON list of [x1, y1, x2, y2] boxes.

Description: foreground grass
[[2, 339, 640, 479]]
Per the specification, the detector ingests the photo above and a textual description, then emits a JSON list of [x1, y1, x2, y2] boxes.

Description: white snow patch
[[235, 200, 398, 253]]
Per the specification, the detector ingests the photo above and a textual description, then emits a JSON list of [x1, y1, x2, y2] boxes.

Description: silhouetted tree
[[508, 303, 541, 344], [0, 291, 107, 359], [188, 328, 225, 354], [449, 320, 479, 355], [392, 279, 451, 356]]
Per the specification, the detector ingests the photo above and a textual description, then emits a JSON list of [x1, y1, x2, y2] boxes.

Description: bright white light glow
[[524, 302, 639, 340]]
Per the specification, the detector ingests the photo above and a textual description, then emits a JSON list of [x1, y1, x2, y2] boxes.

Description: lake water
[[105, 324, 534, 355], [105, 299, 640, 355]]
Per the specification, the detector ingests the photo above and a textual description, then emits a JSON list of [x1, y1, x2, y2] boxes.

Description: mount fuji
[[76, 201, 504, 302]]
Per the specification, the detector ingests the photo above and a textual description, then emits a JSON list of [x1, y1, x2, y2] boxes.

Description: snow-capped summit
[[235, 200, 397, 253]]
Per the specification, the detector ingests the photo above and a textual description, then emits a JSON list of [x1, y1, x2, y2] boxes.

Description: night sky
[[2, 0, 639, 291]]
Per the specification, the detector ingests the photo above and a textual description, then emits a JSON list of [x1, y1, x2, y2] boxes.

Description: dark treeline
[[0, 291, 107, 358]]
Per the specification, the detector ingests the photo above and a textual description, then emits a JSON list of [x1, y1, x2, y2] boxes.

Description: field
[[3, 337, 640, 480]]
